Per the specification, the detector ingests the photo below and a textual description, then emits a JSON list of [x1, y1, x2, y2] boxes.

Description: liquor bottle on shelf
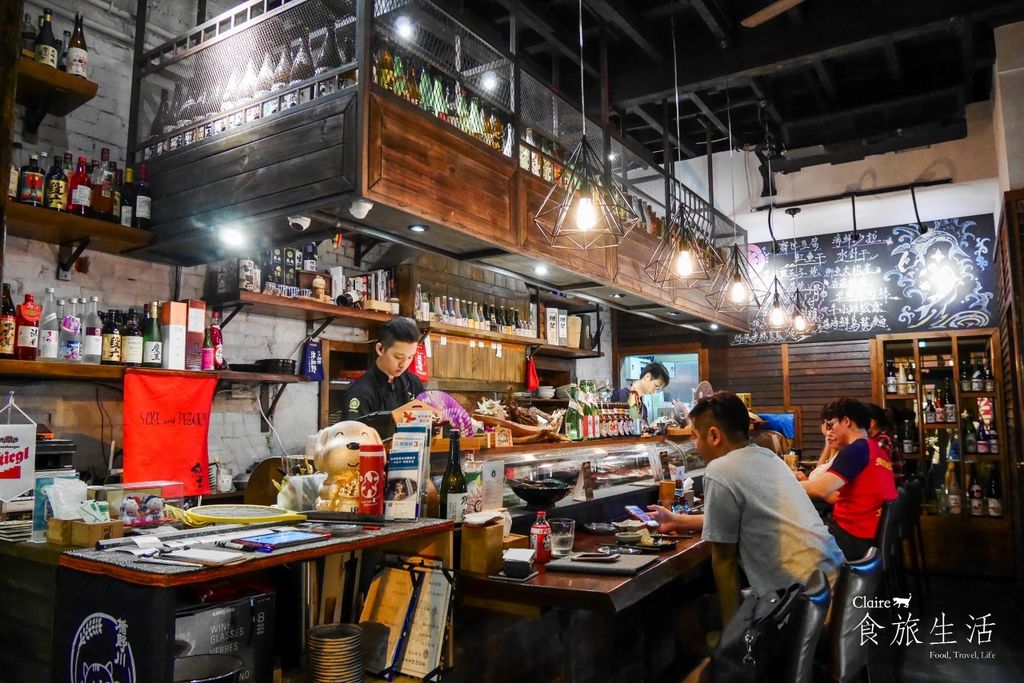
[[885, 359, 897, 394], [121, 308, 143, 367], [21, 14, 36, 58], [142, 301, 162, 368], [44, 152, 68, 211], [971, 361, 984, 392], [210, 310, 225, 369], [566, 385, 583, 441], [962, 410, 978, 455], [944, 461, 962, 515], [923, 392, 936, 424], [0, 285, 14, 360], [59, 297, 82, 363], [14, 293, 42, 360], [987, 422, 998, 454], [81, 296, 102, 364], [901, 420, 916, 455], [111, 166, 122, 224], [984, 361, 995, 393], [119, 167, 134, 227], [18, 153, 45, 206], [440, 430, 467, 522], [100, 309, 122, 365], [66, 12, 88, 78], [59, 29, 70, 70], [92, 148, 115, 220], [976, 420, 990, 455], [201, 324, 214, 370], [967, 462, 984, 516], [131, 164, 151, 229], [34, 8, 59, 68], [959, 359, 971, 392], [986, 470, 1002, 517], [942, 379, 956, 423], [896, 361, 908, 394], [303, 241, 318, 271], [67, 156, 92, 216], [906, 361, 916, 394], [7, 143, 20, 201], [38, 289, 60, 362]]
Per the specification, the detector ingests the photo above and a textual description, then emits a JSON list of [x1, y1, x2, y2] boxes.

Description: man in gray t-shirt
[[649, 392, 844, 625]]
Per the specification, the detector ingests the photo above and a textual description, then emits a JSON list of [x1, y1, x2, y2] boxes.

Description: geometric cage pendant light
[[532, 0, 638, 250], [705, 242, 764, 312], [646, 200, 719, 288]]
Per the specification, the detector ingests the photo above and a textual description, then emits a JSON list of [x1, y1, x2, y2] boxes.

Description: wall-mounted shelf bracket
[[57, 237, 92, 280]]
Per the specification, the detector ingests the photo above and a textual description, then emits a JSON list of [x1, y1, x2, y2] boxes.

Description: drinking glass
[[549, 518, 576, 557]]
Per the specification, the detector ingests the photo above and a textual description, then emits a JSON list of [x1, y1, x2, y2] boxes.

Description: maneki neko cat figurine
[[312, 421, 383, 511]]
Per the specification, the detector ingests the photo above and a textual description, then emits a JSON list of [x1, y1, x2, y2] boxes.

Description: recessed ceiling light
[[608, 153, 617, 161], [482, 72, 498, 91], [218, 224, 246, 247], [533, 264, 549, 276], [611, 293, 623, 299], [396, 16, 414, 39], [668, 312, 679, 316], [710, 323, 719, 330], [408, 224, 429, 233]]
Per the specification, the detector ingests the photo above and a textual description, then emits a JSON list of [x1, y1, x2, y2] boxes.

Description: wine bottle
[[962, 410, 978, 454], [971, 361, 984, 392], [120, 167, 135, 227], [38, 289, 60, 361], [984, 360, 995, 393], [18, 153, 45, 206], [885, 359, 897, 394], [66, 12, 89, 78], [121, 308, 143, 367], [439, 430, 467, 522], [959, 359, 971, 392], [92, 148, 115, 220], [34, 8, 59, 68], [21, 14, 36, 59], [986, 470, 1002, 517], [131, 163, 151, 229], [67, 156, 91, 215], [142, 301, 162, 368]]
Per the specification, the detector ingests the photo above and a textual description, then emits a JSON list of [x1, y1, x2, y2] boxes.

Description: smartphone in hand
[[624, 505, 656, 525]]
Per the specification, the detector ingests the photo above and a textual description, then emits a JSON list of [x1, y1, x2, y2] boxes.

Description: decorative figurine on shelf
[[311, 273, 330, 303], [312, 420, 384, 512]]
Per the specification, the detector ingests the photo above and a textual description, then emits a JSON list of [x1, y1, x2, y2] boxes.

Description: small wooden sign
[[493, 427, 513, 448]]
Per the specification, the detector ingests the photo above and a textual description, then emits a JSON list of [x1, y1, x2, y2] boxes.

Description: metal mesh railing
[[609, 137, 668, 240], [518, 71, 604, 182], [373, 0, 514, 156], [136, 0, 356, 159]]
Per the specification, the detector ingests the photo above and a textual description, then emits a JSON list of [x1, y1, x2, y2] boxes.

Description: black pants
[[826, 515, 874, 562]]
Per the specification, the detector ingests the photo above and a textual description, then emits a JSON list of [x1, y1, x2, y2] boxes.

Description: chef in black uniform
[[341, 316, 425, 420]]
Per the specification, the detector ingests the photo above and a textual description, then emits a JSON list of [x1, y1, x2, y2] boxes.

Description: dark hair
[[821, 398, 870, 429], [378, 316, 420, 349], [641, 362, 670, 386], [689, 391, 750, 441], [866, 403, 892, 432]]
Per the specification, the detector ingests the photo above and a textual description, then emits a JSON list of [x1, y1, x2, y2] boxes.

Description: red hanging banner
[[122, 369, 217, 496]]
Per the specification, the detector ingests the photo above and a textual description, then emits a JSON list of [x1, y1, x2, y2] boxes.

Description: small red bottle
[[210, 310, 225, 369], [67, 156, 92, 216], [530, 509, 552, 564], [14, 293, 42, 360]]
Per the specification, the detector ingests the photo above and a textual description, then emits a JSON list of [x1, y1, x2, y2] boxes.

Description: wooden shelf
[[960, 391, 997, 399], [5, 202, 153, 254], [0, 360, 307, 385], [922, 422, 958, 430], [15, 58, 98, 117], [423, 321, 538, 347], [884, 393, 917, 400], [209, 291, 392, 328], [533, 343, 603, 359]]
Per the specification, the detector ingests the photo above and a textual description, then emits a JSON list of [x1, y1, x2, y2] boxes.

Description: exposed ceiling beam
[[688, 92, 732, 144], [611, 0, 1021, 107], [882, 41, 905, 86], [811, 59, 839, 106], [630, 104, 699, 157], [490, 0, 601, 79], [584, 0, 664, 61], [689, 0, 731, 47]]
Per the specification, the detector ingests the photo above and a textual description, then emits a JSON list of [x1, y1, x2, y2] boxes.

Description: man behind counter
[[341, 316, 425, 420]]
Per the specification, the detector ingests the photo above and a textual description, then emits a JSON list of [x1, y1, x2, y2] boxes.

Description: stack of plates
[[537, 385, 555, 399], [307, 623, 364, 683], [0, 520, 33, 542]]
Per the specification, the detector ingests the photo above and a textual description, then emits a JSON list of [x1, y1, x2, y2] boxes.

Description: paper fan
[[694, 381, 715, 401], [416, 390, 473, 436]]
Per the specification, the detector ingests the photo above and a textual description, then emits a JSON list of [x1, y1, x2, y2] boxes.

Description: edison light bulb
[[575, 193, 598, 231], [729, 278, 748, 304], [674, 248, 694, 277], [769, 297, 787, 327], [792, 313, 808, 332]]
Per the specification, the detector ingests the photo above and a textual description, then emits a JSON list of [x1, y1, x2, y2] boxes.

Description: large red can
[[359, 444, 386, 515]]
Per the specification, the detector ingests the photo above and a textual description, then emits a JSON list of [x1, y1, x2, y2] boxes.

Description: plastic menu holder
[[233, 529, 329, 550]]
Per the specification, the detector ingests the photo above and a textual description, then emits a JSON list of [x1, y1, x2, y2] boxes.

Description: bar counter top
[[460, 529, 709, 613]]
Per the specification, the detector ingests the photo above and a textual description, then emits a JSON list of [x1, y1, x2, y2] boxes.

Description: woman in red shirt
[[867, 403, 904, 487]]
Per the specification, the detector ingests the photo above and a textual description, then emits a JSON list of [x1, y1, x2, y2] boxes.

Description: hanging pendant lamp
[[532, 0, 637, 250], [706, 242, 764, 312], [760, 274, 793, 331], [789, 287, 815, 336]]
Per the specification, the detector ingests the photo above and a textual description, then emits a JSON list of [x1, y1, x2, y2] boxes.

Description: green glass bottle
[[439, 430, 467, 522], [142, 300, 162, 368], [566, 384, 583, 441]]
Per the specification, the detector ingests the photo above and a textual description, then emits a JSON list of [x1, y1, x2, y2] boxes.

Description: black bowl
[[509, 479, 572, 508]]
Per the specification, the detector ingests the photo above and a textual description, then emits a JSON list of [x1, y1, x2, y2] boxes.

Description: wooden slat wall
[[787, 340, 873, 454], [705, 340, 873, 454]]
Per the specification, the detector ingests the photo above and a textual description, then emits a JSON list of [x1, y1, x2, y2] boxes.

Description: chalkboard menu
[[731, 213, 996, 346]]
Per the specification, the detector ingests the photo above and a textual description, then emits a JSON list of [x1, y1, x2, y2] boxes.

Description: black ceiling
[[440, 0, 1024, 173]]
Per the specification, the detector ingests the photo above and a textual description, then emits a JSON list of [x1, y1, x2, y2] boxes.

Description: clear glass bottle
[[38, 288, 60, 361], [59, 297, 82, 363], [82, 296, 103, 364]]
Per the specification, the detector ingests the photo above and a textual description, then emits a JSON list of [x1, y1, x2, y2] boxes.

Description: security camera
[[288, 215, 311, 232], [349, 199, 373, 220]]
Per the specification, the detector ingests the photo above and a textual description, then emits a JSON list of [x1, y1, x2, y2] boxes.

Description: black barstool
[[821, 547, 883, 683], [782, 569, 832, 683]]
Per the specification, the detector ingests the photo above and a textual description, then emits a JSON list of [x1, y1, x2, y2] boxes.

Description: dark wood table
[[461, 531, 709, 613]]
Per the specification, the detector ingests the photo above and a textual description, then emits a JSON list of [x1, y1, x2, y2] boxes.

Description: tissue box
[[461, 522, 504, 575], [70, 520, 123, 547]]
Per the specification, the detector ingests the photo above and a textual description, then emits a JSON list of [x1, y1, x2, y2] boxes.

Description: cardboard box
[[160, 301, 187, 370], [176, 592, 275, 683], [47, 518, 74, 545], [461, 522, 504, 575], [184, 299, 206, 370], [70, 520, 123, 547]]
